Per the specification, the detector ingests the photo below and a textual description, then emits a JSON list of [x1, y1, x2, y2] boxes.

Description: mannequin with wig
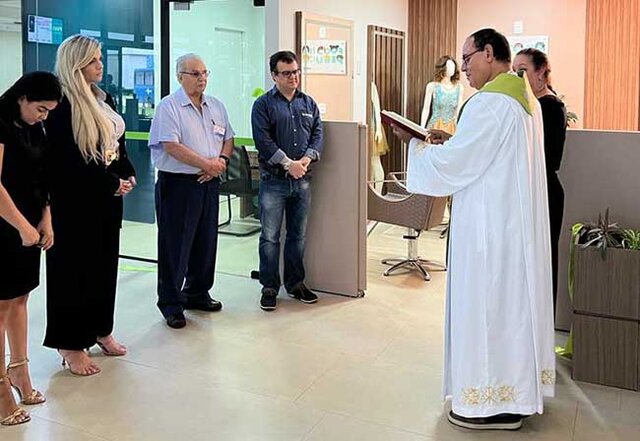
[[420, 55, 464, 134]]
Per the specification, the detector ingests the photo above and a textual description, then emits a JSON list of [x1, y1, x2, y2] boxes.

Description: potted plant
[[570, 209, 640, 390]]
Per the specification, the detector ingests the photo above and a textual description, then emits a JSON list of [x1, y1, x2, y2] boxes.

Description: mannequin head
[[445, 59, 455, 78], [433, 55, 460, 83], [513, 48, 552, 96]]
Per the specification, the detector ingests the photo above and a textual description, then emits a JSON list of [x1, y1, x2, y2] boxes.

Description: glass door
[[122, 0, 264, 274]]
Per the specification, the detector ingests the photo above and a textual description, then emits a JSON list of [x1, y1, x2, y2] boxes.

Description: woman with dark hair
[[420, 55, 464, 134], [0, 71, 61, 426], [513, 48, 567, 315]]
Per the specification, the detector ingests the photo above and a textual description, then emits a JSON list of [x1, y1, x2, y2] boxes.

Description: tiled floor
[[2, 223, 638, 440]]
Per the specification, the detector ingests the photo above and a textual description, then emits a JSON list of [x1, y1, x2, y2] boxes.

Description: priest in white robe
[[393, 28, 555, 431]]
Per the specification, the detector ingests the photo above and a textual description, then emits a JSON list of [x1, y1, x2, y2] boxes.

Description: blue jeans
[[258, 173, 312, 292]]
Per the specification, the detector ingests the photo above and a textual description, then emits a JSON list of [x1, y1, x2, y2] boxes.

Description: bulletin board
[[296, 12, 354, 121]]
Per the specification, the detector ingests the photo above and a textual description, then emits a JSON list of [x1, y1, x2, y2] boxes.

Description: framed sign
[[302, 40, 347, 75], [296, 12, 354, 121]]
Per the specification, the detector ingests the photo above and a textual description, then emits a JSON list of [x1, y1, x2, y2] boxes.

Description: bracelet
[[219, 154, 230, 165]]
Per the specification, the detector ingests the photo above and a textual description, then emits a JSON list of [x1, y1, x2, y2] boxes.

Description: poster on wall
[[27, 15, 63, 45], [507, 35, 549, 55], [302, 40, 347, 75]]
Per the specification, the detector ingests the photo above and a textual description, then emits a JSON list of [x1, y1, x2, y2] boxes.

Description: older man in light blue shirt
[[148, 53, 234, 329]]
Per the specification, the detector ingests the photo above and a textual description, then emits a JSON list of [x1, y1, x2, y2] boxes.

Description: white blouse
[[93, 85, 125, 166]]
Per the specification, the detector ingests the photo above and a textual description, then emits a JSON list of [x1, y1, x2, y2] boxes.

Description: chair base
[[382, 257, 446, 281], [219, 220, 261, 237]]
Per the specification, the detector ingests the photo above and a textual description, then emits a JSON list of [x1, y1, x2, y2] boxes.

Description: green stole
[[457, 71, 535, 122]]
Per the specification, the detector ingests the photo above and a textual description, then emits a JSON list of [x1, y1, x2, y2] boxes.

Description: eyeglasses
[[461, 49, 483, 67], [180, 70, 210, 79], [276, 69, 301, 78]]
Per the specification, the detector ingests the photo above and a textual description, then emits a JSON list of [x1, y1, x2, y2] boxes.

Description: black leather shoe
[[447, 411, 524, 430], [183, 298, 223, 312], [166, 313, 186, 329]]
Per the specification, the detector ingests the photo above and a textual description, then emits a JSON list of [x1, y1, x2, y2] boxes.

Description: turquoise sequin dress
[[427, 83, 462, 134]]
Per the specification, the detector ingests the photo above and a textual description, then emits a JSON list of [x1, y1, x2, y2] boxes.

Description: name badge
[[213, 124, 226, 136]]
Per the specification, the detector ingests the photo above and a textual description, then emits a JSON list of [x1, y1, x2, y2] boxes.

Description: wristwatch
[[219, 154, 230, 166]]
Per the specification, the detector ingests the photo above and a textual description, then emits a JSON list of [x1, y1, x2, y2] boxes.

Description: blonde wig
[[55, 35, 113, 163]]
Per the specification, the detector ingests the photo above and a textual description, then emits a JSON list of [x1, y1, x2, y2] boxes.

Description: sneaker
[[447, 411, 524, 430], [260, 289, 278, 311], [287, 284, 318, 304]]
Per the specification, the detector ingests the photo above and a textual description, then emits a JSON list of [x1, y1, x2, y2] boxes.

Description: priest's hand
[[391, 124, 414, 144], [427, 128, 452, 145]]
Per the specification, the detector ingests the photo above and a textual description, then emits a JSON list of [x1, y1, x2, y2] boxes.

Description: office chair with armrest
[[219, 145, 261, 236]]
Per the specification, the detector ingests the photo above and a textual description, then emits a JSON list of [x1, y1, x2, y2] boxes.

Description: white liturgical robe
[[407, 85, 555, 417]]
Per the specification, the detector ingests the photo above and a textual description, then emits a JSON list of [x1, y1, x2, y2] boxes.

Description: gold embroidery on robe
[[541, 369, 555, 385], [461, 385, 516, 406]]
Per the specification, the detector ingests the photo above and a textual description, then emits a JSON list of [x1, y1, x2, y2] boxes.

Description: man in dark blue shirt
[[251, 50, 323, 311]]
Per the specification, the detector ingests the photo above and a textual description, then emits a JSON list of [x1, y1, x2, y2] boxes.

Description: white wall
[[0, 30, 21, 91], [267, 0, 408, 124]]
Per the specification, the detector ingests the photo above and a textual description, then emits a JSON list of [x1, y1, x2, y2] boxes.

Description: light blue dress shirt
[[148, 87, 235, 174]]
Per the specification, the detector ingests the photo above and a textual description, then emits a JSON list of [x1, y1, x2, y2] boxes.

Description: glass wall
[[18, 0, 265, 274], [169, 1, 264, 276], [170, 0, 265, 139], [22, 0, 158, 260], [0, 0, 22, 91]]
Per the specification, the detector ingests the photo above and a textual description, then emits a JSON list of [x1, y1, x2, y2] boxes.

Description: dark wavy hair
[[470, 28, 511, 63], [0, 71, 62, 120], [517, 48, 554, 91], [433, 55, 460, 83]]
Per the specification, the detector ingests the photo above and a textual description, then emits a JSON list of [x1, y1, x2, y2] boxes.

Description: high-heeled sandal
[[96, 337, 127, 357], [6, 358, 46, 405], [58, 351, 101, 377], [0, 375, 30, 426]]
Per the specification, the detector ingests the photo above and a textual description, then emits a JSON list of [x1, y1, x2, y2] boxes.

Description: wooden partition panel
[[407, 0, 458, 123], [366, 26, 405, 175], [584, 0, 640, 130]]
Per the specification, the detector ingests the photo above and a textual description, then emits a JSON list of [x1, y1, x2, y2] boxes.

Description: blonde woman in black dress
[[0, 72, 61, 426], [44, 35, 136, 376]]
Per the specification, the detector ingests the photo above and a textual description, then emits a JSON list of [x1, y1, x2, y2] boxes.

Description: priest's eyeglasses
[[461, 49, 482, 67]]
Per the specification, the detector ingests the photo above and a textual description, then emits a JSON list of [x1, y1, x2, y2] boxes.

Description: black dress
[[539, 94, 567, 313], [0, 99, 48, 300], [43, 94, 135, 350]]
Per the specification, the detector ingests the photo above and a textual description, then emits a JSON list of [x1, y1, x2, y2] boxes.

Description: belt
[[158, 171, 219, 181]]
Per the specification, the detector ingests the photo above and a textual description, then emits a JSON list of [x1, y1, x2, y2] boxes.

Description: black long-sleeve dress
[[539, 94, 567, 314], [43, 94, 135, 350], [0, 100, 48, 299]]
